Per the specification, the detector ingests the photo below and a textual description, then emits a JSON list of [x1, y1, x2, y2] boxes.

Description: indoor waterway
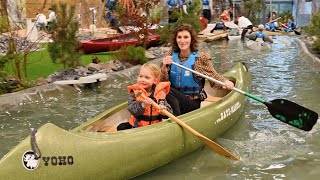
[[1, 36, 320, 179]]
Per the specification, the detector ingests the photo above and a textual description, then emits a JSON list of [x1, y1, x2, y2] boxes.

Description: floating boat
[[80, 32, 161, 54], [197, 30, 228, 42], [0, 62, 252, 179], [246, 39, 272, 51], [227, 35, 241, 41], [53, 73, 107, 85], [252, 27, 298, 36]]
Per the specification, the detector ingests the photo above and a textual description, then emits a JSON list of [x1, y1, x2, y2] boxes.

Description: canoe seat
[[97, 125, 117, 132], [201, 95, 222, 107], [205, 96, 222, 102]]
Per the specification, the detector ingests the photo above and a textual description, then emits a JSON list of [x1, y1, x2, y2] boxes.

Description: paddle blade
[[294, 30, 301, 35], [265, 99, 318, 131]]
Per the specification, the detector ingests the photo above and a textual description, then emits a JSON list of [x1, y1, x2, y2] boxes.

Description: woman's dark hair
[[171, 24, 199, 52]]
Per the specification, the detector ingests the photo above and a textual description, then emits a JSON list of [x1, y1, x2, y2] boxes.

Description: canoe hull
[[246, 40, 271, 51], [80, 33, 161, 54], [0, 63, 252, 179]]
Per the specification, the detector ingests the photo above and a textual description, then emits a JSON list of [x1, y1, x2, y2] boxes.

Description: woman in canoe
[[117, 63, 173, 130], [160, 24, 234, 116]]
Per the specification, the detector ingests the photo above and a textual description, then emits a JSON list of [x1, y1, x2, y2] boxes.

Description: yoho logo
[[22, 150, 40, 170]]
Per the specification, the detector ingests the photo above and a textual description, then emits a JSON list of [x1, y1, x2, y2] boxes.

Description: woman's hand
[[223, 80, 234, 90], [162, 56, 173, 65]]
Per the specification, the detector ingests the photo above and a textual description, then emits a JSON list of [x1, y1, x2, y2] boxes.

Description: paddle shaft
[[266, 17, 281, 24], [171, 62, 265, 103], [139, 93, 239, 160]]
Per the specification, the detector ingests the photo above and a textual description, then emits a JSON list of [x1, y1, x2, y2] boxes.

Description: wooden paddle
[[172, 62, 318, 131], [266, 17, 282, 25], [279, 22, 301, 35], [138, 93, 240, 160]]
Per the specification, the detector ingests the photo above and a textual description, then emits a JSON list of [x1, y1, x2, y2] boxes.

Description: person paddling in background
[[265, 18, 279, 32], [117, 63, 173, 130], [161, 24, 234, 116], [220, 7, 232, 31], [280, 18, 296, 32], [236, 14, 253, 41], [246, 24, 273, 43]]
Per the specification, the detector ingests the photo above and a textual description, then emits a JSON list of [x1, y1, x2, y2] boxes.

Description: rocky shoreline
[[297, 35, 320, 61], [1, 33, 319, 94]]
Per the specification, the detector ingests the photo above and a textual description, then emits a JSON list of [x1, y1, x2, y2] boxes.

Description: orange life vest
[[220, 11, 229, 23], [128, 82, 170, 127]]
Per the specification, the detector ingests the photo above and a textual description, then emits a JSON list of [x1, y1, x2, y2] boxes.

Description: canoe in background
[[80, 32, 161, 54], [252, 27, 298, 36], [0, 63, 252, 179]]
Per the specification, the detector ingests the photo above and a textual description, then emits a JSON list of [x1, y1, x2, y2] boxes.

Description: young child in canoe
[[117, 63, 173, 130]]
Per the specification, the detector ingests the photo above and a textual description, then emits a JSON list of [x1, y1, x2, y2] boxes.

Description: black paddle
[[172, 62, 318, 131], [279, 22, 301, 35]]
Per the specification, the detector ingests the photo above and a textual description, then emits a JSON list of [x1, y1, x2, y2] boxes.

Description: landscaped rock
[[0, 35, 42, 55], [46, 69, 81, 83], [87, 63, 102, 71], [35, 77, 48, 86]]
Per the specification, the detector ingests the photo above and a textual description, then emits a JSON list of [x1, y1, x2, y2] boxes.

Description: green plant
[[159, 0, 203, 44], [241, 0, 264, 26], [0, 16, 9, 33], [116, 45, 147, 65], [305, 8, 320, 54], [150, 7, 161, 24], [47, 3, 82, 69], [277, 10, 294, 22]]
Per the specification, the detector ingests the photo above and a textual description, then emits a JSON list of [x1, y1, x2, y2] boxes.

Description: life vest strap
[[136, 115, 162, 122], [172, 85, 202, 94]]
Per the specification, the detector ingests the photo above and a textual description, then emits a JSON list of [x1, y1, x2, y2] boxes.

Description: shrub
[[305, 8, 320, 54], [116, 45, 147, 65], [47, 3, 82, 69], [159, 0, 203, 44]]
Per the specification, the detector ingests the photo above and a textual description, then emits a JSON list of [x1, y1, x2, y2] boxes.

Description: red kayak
[[80, 33, 161, 54]]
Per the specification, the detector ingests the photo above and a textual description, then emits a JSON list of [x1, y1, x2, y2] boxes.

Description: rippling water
[[1, 37, 320, 179]]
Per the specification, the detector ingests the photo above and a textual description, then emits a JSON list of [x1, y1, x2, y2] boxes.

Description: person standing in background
[[47, 8, 57, 31], [165, 0, 181, 23], [202, 0, 214, 23], [35, 11, 47, 31]]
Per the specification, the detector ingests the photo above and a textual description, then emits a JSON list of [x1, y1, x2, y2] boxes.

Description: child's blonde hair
[[141, 63, 161, 80]]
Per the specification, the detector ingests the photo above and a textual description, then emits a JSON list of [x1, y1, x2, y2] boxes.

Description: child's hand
[[158, 105, 167, 115], [141, 97, 153, 108]]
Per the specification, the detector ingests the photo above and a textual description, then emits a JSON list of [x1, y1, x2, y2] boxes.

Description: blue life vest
[[287, 22, 295, 29], [106, 0, 117, 11], [169, 51, 203, 95], [269, 22, 276, 29], [256, 31, 265, 39], [167, 0, 178, 6], [202, 0, 209, 5]]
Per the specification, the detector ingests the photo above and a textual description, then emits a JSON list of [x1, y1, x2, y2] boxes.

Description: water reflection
[[1, 37, 320, 179]]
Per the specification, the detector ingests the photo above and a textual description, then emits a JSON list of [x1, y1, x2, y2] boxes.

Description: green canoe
[[0, 62, 252, 179]]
